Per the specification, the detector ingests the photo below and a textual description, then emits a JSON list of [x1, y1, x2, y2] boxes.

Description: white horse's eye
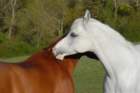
[[70, 32, 78, 38]]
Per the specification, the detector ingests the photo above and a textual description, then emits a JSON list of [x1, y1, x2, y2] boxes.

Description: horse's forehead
[[72, 19, 83, 28], [70, 19, 84, 33]]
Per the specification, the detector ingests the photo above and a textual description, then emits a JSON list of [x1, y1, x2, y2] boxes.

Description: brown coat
[[0, 40, 79, 93]]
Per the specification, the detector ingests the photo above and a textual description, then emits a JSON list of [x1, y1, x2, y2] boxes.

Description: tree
[[8, 0, 17, 39], [136, 0, 139, 9], [113, 0, 118, 18], [0, 0, 10, 32], [101, 0, 107, 7]]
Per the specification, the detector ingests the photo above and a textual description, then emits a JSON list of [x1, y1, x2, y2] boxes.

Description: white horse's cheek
[[74, 41, 92, 53]]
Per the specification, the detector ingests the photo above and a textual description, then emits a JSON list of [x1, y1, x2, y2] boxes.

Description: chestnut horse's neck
[[43, 39, 79, 75]]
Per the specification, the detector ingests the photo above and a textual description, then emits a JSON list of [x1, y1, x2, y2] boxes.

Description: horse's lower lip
[[56, 54, 65, 60]]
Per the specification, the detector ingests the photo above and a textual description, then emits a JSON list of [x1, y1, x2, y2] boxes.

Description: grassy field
[[0, 56, 105, 93], [0, 56, 29, 63], [74, 57, 105, 93]]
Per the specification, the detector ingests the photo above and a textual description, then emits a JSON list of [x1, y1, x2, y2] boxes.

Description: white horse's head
[[53, 10, 126, 60], [53, 10, 96, 60]]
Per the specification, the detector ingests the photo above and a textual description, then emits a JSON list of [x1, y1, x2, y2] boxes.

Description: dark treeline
[[0, 0, 139, 57]]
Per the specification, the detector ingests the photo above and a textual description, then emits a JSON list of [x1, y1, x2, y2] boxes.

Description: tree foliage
[[0, 0, 140, 57]]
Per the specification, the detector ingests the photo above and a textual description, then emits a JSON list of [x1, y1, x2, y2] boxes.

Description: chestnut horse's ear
[[83, 9, 91, 23]]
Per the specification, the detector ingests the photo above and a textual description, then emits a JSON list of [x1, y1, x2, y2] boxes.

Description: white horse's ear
[[83, 9, 91, 23]]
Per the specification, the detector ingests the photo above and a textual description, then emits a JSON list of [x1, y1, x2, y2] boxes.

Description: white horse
[[53, 10, 140, 93]]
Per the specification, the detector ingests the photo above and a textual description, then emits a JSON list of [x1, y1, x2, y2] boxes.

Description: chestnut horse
[[0, 39, 82, 93]]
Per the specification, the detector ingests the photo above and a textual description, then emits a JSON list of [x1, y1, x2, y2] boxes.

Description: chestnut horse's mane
[[0, 37, 63, 63], [44, 37, 63, 51]]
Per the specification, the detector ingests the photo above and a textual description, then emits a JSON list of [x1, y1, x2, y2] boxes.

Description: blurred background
[[0, 0, 139, 93], [0, 0, 139, 58]]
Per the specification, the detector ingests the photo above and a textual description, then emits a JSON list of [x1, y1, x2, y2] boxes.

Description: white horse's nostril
[[52, 47, 66, 60], [52, 47, 62, 55]]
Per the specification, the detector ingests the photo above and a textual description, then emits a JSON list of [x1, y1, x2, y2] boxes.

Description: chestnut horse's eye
[[70, 33, 78, 38]]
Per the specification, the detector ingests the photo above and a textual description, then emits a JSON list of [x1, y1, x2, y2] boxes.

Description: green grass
[[74, 56, 105, 93], [0, 56, 29, 63]]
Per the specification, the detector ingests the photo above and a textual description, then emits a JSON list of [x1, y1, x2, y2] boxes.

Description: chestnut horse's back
[[0, 45, 77, 93]]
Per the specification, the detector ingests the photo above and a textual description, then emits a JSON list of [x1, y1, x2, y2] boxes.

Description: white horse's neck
[[88, 19, 127, 45], [87, 20, 138, 79]]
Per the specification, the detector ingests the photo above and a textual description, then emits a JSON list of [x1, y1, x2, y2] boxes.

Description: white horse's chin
[[56, 54, 66, 60]]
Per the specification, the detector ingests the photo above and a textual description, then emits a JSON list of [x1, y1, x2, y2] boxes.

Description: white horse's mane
[[84, 18, 133, 47]]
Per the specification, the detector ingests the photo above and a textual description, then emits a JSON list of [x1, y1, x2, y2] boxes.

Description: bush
[[0, 40, 37, 58], [118, 3, 133, 16], [0, 32, 7, 43]]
